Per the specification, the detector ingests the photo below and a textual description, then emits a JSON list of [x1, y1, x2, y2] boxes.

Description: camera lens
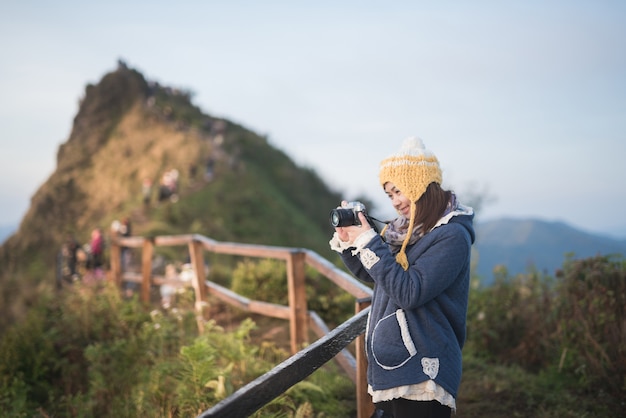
[[329, 208, 356, 227]]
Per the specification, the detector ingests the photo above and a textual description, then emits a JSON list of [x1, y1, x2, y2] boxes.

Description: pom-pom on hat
[[379, 137, 442, 270]]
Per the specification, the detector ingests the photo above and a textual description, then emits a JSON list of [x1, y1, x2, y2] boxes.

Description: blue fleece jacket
[[339, 210, 475, 398]]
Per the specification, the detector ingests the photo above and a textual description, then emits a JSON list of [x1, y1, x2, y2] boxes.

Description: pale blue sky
[[1, 1, 625, 238]]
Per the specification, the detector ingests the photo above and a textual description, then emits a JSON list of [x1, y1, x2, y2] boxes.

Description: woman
[[329, 137, 475, 418]]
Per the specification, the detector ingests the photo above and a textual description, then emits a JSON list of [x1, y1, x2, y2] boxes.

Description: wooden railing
[[109, 234, 375, 418]]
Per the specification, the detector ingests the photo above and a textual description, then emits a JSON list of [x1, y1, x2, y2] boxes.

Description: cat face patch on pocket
[[421, 357, 439, 379]]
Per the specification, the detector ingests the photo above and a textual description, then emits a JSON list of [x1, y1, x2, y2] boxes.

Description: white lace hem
[[368, 380, 456, 411]]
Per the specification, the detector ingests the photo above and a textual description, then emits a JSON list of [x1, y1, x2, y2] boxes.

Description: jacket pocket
[[370, 309, 417, 370]]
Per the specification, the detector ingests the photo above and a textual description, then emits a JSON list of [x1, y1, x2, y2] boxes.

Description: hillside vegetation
[[0, 62, 346, 333], [0, 254, 623, 417]]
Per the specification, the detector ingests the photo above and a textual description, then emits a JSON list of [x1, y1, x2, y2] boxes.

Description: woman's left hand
[[335, 212, 372, 243]]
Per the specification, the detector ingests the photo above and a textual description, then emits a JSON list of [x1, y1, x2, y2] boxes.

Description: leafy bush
[[232, 258, 289, 305], [0, 279, 356, 417], [231, 258, 354, 327], [467, 266, 555, 370], [466, 254, 626, 408], [553, 254, 626, 396]]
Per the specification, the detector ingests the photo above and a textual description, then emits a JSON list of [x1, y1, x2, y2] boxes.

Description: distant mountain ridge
[[473, 218, 626, 283]]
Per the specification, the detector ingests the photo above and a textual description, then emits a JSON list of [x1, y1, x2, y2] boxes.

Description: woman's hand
[[334, 212, 372, 243]]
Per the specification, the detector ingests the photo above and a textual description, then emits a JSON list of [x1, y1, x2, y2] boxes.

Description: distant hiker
[[329, 137, 475, 417], [64, 233, 80, 279], [158, 169, 180, 202], [160, 264, 179, 309], [120, 217, 131, 238], [210, 119, 226, 144], [120, 217, 132, 269], [56, 233, 80, 288], [204, 157, 215, 182], [189, 163, 198, 184], [142, 178, 152, 206], [56, 249, 66, 290], [116, 217, 138, 296], [167, 168, 179, 195], [111, 217, 132, 270], [158, 182, 170, 202], [88, 227, 105, 277]]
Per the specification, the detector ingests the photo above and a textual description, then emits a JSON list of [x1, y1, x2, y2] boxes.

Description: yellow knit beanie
[[379, 137, 442, 270]]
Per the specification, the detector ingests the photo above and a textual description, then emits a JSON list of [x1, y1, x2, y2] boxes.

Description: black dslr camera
[[329, 201, 368, 227]]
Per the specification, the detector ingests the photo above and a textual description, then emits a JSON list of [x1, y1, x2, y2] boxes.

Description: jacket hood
[[434, 203, 475, 245]]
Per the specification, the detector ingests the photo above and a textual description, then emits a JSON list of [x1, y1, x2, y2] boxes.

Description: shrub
[[231, 258, 288, 305], [466, 266, 555, 370], [0, 277, 355, 417], [466, 254, 626, 406], [553, 254, 626, 397], [231, 258, 354, 327]]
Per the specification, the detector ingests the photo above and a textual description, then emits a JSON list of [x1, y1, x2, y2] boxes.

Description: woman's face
[[384, 182, 412, 218]]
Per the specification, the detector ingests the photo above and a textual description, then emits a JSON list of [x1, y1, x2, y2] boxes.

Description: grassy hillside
[[0, 63, 342, 333]]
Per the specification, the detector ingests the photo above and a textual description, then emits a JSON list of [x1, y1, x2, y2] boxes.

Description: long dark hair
[[415, 182, 452, 233]]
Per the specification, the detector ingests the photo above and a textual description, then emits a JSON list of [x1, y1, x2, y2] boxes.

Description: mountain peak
[[0, 62, 343, 333]]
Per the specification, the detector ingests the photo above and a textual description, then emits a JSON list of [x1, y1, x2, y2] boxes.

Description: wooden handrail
[[197, 307, 370, 418], [303, 249, 373, 299], [109, 233, 374, 418]]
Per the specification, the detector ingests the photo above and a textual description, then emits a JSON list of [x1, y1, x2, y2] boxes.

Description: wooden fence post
[[356, 297, 374, 418], [109, 239, 122, 287], [188, 240, 208, 334], [287, 250, 308, 354], [141, 238, 153, 304]]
